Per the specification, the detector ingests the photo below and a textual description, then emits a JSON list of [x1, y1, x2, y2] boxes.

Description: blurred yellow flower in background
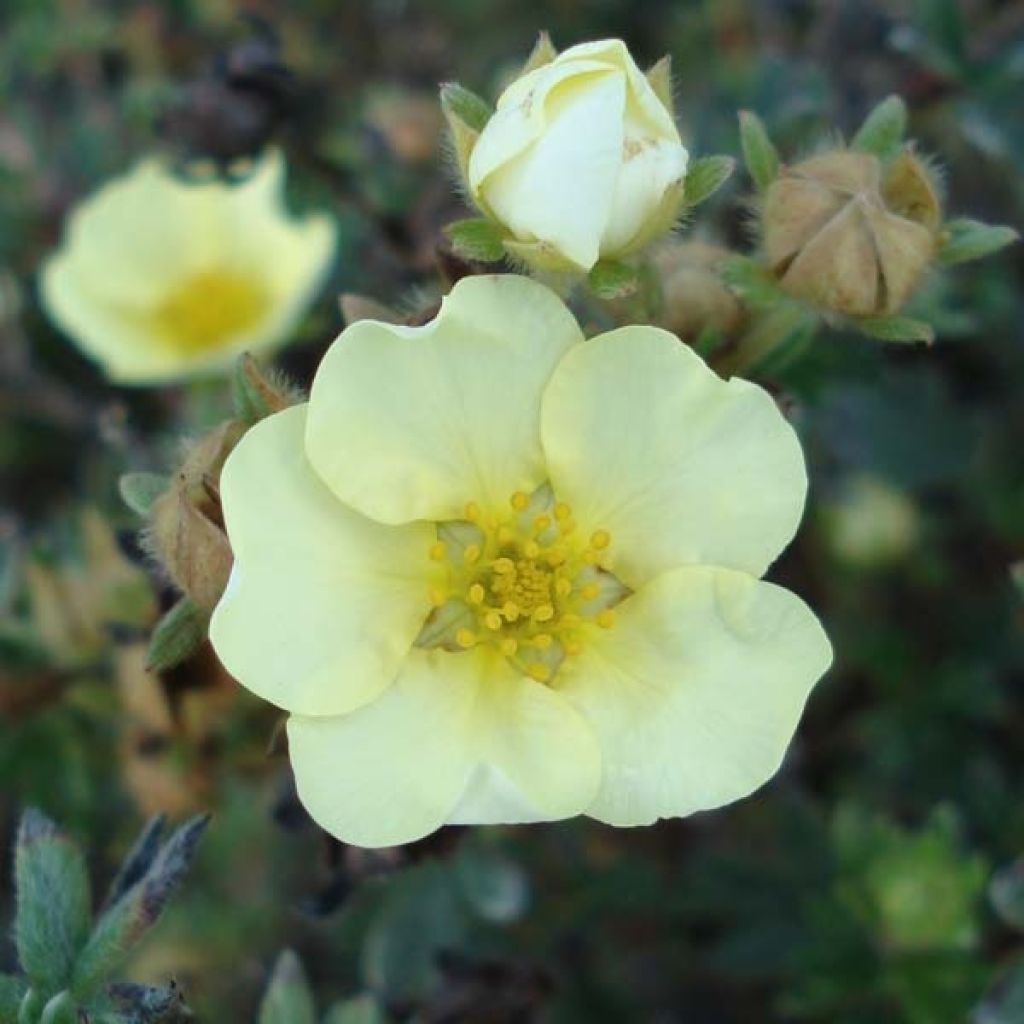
[[209, 274, 831, 847], [41, 150, 336, 384]]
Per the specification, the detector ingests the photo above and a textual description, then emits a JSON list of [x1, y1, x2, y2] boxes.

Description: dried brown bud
[[762, 148, 940, 317], [652, 241, 747, 341], [147, 420, 246, 611]]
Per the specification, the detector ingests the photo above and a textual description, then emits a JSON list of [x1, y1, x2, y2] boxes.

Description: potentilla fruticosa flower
[[461, 39, 689, 273], [41, 150, 335, 384], [210, 274, 832, 848]]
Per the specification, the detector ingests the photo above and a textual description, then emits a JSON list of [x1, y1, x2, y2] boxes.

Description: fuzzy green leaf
[[443, 218, 507, 264], [738, 110, 779, 190], [1, 976, 27, 1024], [258, 952, 316, 1024], [39, 992, 76, 1024], [146, 597, 206, 673], [323, 996, 386, 1024], [588, 260, 641, 300], [858, 315, 935, 344], [645, 56, 674, 116], [72, 815, 209, 999], [14, 810, 92, 997], [17, 990, 44, 1024], [719, 255, 784, 308], [938, 218, 1019, 265], [851, 95, 908, 160], [439, 83, 492, 134], [118, 473, 167, 518], [520, 31, 557, 76], [991, 859, 1024, 932], [683, 155, 735, 208]]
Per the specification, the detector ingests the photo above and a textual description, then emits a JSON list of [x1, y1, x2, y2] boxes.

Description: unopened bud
[[146, 420, 246, 611], [761, 147, 940, 317], [652, 242, 746, 342]]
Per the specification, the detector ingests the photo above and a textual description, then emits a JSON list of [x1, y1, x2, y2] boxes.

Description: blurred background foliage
[[0, 0, 1022, 1021]]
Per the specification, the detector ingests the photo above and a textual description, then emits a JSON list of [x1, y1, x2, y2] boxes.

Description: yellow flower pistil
[[425, 490, 622, 682], [152, 269, 269, 354]]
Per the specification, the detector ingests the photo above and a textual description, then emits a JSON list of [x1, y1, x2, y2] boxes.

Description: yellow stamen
[[555, 577, 572, 598], [590, 529, 611, 550], [554, 501, 572, 521], [533, 633, 553, 649], [429, 587, 447, 607], [455, 628, 476, 649], [533, 604, 554, 622], [468, 583, 485, 605], [464, 501, 482, 522], [510, 491, 530, 511], [463, 544, 481, 564], [500, 637, 518, 656], [526, 662, 551, 682], [502, 602, 521, 621], [484, 610, 503, 631], [429, 541, 447, 561], [580, 582, 601, 600], [596, 609, 616, 629]]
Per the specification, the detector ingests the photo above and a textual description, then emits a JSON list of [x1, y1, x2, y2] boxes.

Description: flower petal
[[541, 326, 808, 585], [450, 653, 601, 823], [287, 648, 478, 848], [209, 405, 437, 717], [306, 274, 584, 525], [288, 646, 601, 846], [559, 565, 832, 826]]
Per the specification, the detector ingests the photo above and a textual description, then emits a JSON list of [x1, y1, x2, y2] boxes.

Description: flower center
[[420, 488, 625, 683], [152, 269, 268, 353]]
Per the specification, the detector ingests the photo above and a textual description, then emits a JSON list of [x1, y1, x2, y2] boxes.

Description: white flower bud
[[465, 40, 689, 272]]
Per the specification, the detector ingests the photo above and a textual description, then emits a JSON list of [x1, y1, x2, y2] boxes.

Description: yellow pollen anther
[[500, 637, 518, 656], [554, 501, 572, 521], [555, 577, 573, 598], [468, 583, 485, 604], [533, 604, 555, 622], [580, 582, 601, 600], [564, 638, 582, 656], [559, 519, 577, 535], [429, 587, 447, 606], [533, 633, 553, 649], [533, 514, 552, 532], [455, 628, 476, 649], [502, 602, 520, 621], [561, 613, 581, 629], [464, 501, 482, 522], [526, 662, 551, 682], [596, 609, 616, 629], [523, 540, 540, 559], [590, 529, 611, 550], [484, 611, 503, 631], [463, 544, 481, 564], [497, 526, 516, 545], [493, 557, 515, 574], [429, 541, 447, 561], [510, 491, 530, 511]]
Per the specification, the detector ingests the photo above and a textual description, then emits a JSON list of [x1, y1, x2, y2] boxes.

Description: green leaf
[[692, 326, 727, 360], [455, 848, 528, 924], [520, 31, 557, 76], [118, 473, 167, 518], [938, 218, 1019, 265], [258, 952, 316, 1024], [858, 315, 935, 344], [443, 218, 507, 264], [683, 155, 735, 208], [738, 110, 779, 190], [0, 976, 27, 1024], [146, 597, 207, 672], [719, 255, 785, 308], [991, 860, 1024, 932], [851, 95, 907, 160], [17, 990, 44, 1024], [588, 260, 641, 300], [439, 82, 492, 134], [39, 992, 76, 1024], [72, 815, 209, 999], [323, 996, 386, 1024], [645, 55, 674, 115], [14, 810, 92, 997]]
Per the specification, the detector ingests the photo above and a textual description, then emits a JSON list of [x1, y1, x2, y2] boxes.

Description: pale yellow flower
[[210, 274, 831, 847], [41, 150, 336, 384], [466, 40, 688, 272]]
